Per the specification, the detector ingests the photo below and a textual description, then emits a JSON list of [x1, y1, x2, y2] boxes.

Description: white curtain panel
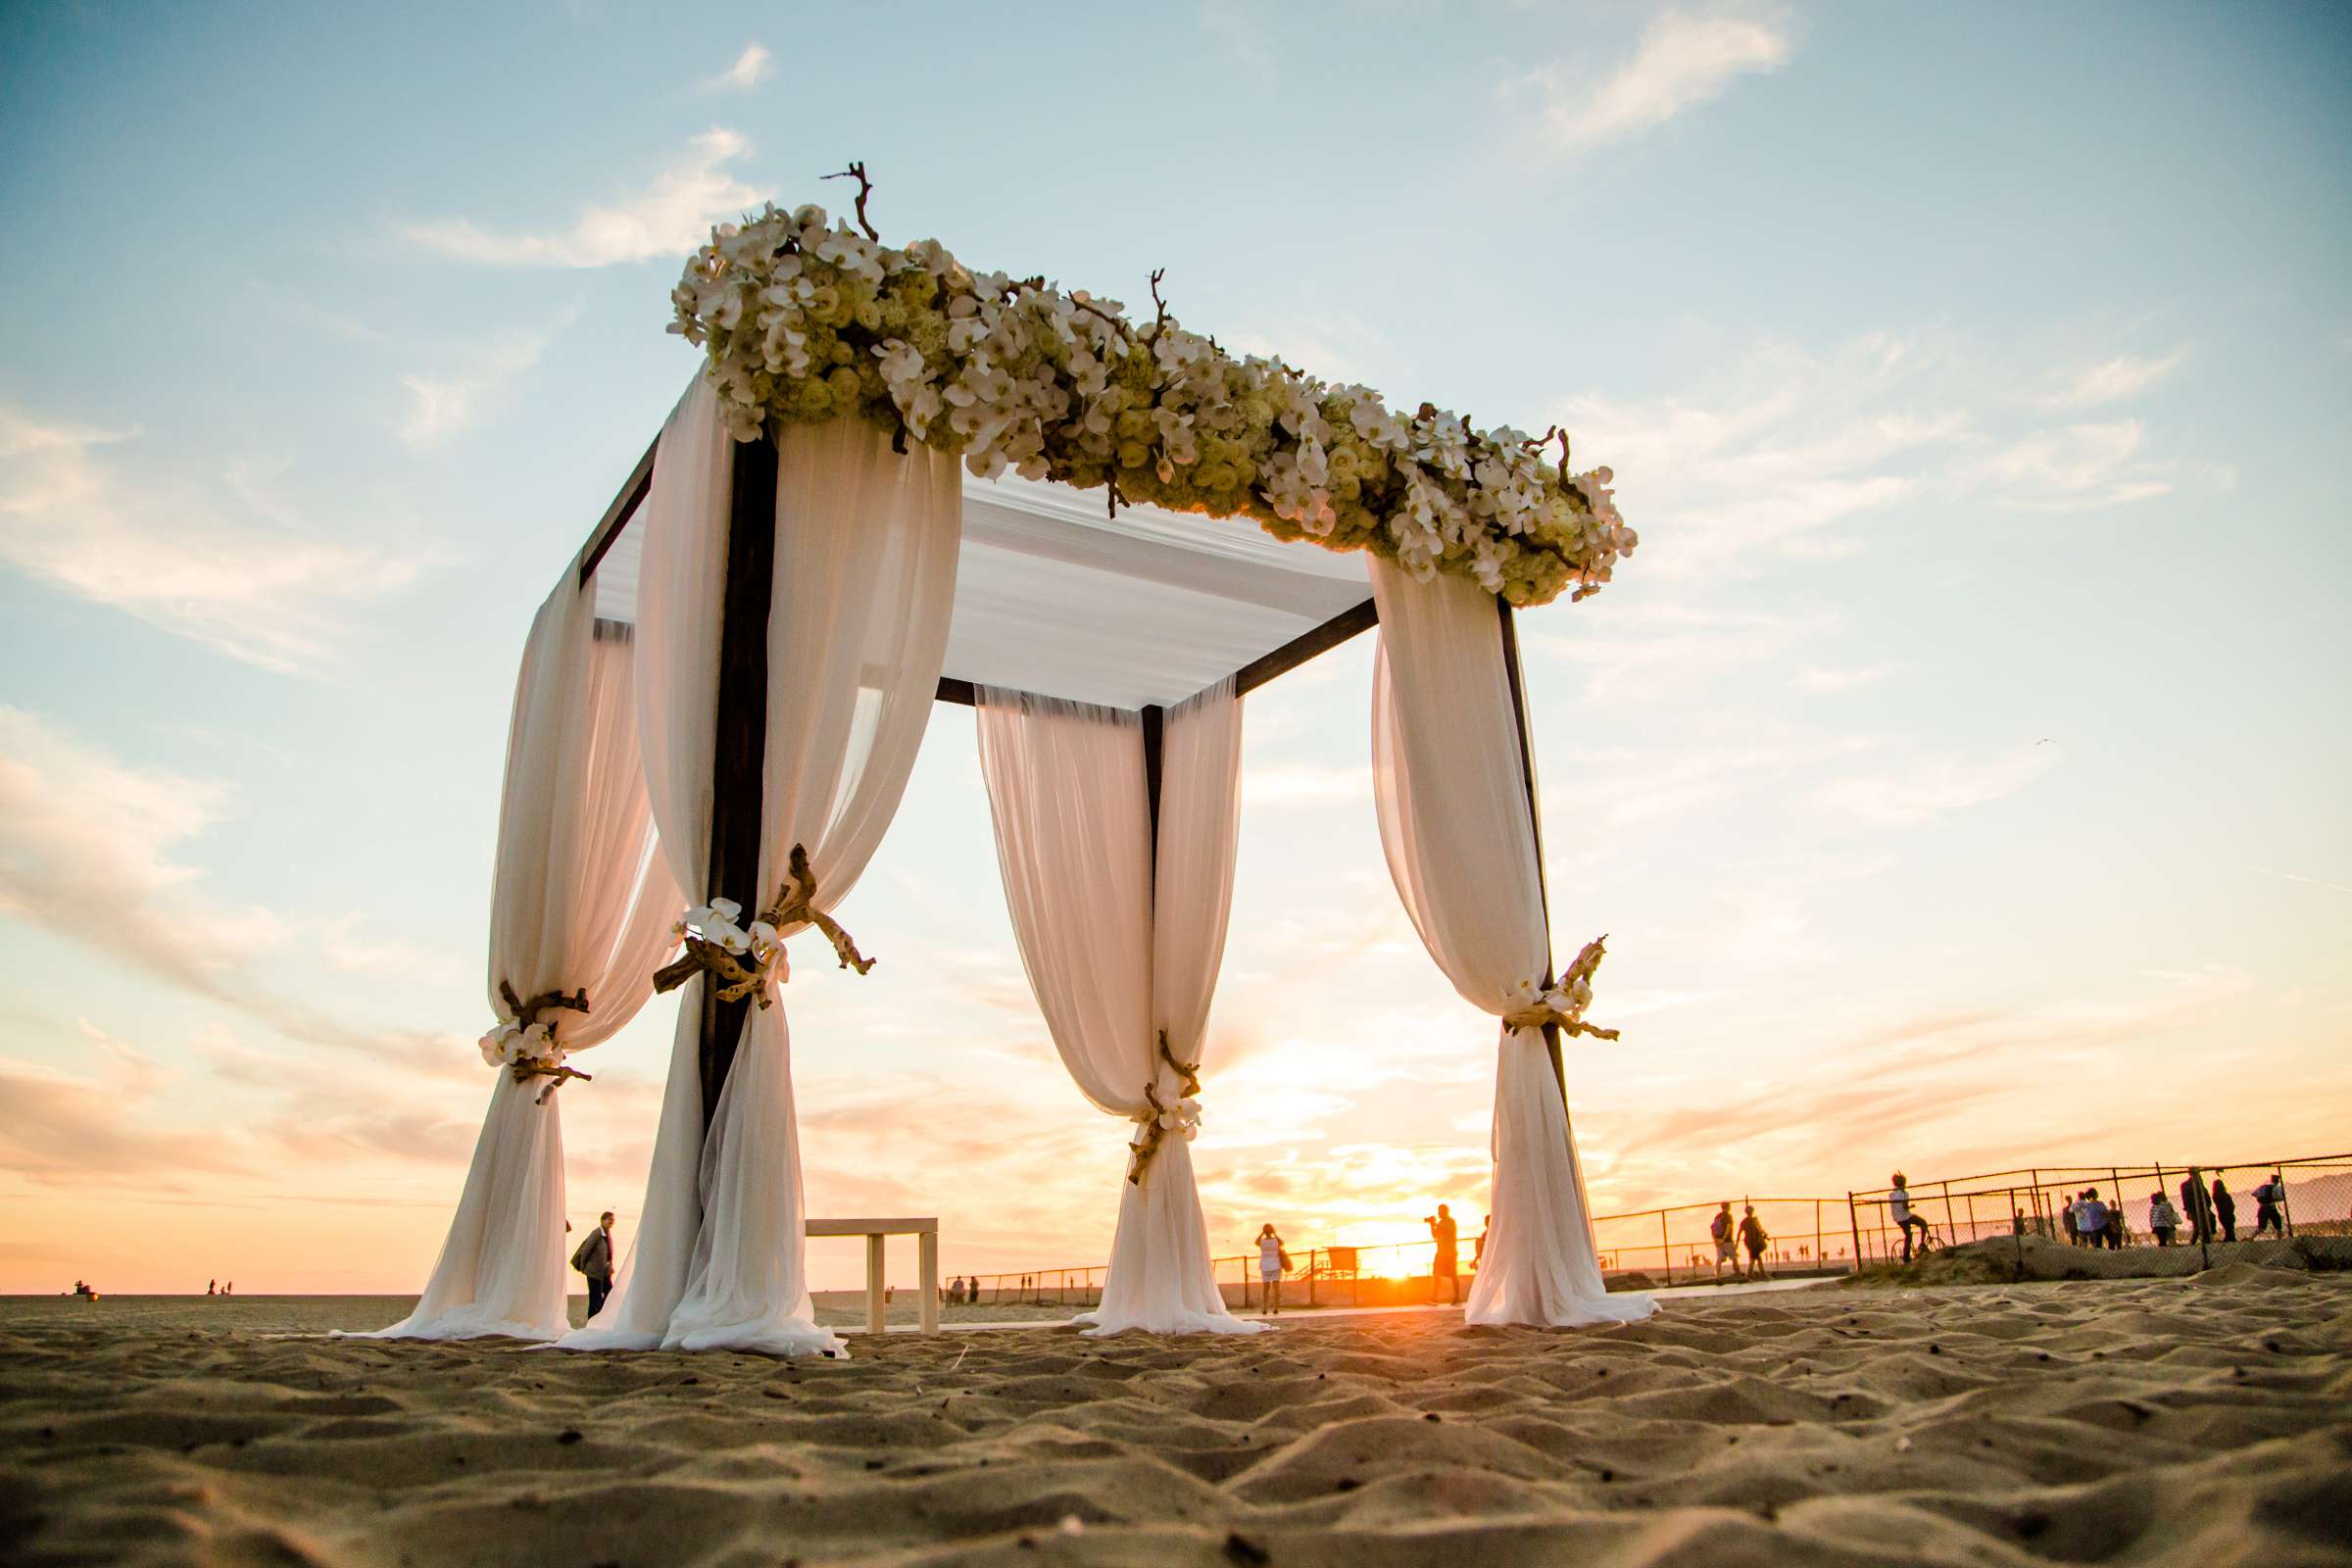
[[1367, 557, 1654, 1329], [569, 379, 962, 1355], [562, 376, 731, 1351], [975, 679, 1259, 1335], [356, 569, 677, 1343]]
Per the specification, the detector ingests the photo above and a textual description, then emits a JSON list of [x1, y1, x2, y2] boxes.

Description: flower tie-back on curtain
[[345, 571, 679, 1344], [975, 679, 1261, 1336], [561, 375, 960, 1356], [1367, 557, 1655, 1329]]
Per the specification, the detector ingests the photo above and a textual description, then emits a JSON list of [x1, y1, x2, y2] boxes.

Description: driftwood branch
[[821, 161, 881, 241]]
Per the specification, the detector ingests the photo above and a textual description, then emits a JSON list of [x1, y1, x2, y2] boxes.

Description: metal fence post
[[1660, 1210, 1673, 1285], [1847, 1192, 1863, 1271], [1308, 1249, 1318, 1308]]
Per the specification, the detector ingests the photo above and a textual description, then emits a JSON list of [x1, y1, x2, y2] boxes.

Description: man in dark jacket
[[2180, 1170, 2217, 1246], [572, 1211, 616, 1318]]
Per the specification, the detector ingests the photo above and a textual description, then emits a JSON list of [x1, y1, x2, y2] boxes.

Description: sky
[[2, 2, 2348, 1296]]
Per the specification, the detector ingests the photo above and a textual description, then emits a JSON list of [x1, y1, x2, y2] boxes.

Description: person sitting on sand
[[2149, 1190, 2180, 1247], [1256, 1224, 1287, 1314], [2252, 1174, 2286, 1238], [1888, 1174, 1932, 1262], [1426, 1204, 1460, 1305], [1711, 1202, 1740, 1281], [2211, 1176, 2236, 1243], [1738, 1205, 1771, 1281]]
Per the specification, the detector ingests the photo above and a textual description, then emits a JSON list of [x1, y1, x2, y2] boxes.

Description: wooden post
[[1659, 1210, 1672, 1284], [1496, 598, 1567, 1103], [918, 1228, 940, 1336], [699, 432, 779, 1133], [1847, 1191, 1864, 1271], [864, 1233, 886, 1336]]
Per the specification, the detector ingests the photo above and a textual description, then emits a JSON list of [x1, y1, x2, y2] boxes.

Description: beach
[[4, 1272, 2348, 1567]]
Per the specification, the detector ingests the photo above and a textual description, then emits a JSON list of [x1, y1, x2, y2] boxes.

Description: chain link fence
[[920, 1151, 2350, 1310], [1846, 1152, 2352, 1279]]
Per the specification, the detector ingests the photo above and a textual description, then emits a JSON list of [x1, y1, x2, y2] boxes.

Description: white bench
[[808, 1216, 940, 1335]]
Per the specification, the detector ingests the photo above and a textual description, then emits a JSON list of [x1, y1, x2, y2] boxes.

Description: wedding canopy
[[376, 186, 1650, 1354]]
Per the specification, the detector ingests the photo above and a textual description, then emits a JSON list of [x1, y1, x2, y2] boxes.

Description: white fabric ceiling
[[591, 466, 1370, 710]]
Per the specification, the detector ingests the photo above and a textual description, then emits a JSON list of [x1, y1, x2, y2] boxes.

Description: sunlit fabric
[[1369, 557, 1655, 1330]]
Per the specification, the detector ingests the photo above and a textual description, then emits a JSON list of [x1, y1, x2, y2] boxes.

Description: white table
[[808, 1216, 940, 1335]]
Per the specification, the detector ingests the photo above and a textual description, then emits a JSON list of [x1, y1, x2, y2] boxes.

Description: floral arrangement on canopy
[[669, 167, 1636, 608]]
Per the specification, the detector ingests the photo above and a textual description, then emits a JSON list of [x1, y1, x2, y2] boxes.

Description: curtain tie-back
[[652, 843, 877, 1009], [478, 982, 596, 1103], [1126, 1031, 1204, 1186], [1498, 934, 1621, 1041]]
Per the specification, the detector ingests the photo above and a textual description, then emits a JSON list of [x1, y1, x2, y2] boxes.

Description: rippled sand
[[4, 1273, 2348, 1566]]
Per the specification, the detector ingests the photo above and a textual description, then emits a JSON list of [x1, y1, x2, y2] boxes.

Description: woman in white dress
[[1256, 1224, 1286, 1314]]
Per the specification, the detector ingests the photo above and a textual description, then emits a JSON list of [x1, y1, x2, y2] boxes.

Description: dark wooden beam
[[934, 676, 977, 708], [699, 433, 779, 1134], [577, 434, 661, 589], [1232, 597, 1379, 698], [1140, 704, 1164, 876], [1497, 597, 1567, 1104]]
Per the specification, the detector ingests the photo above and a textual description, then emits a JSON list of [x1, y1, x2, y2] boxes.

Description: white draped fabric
[[354, 571, 676, 1342], [565, 378, 960, 1355], [1367, 559, 1654, 1329], [975, 679, 1260, 1335]]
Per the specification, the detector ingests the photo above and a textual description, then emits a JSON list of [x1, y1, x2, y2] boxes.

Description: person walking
[[1426, 1204, 1461, 1305], [1888, 1174, 1932, 1262], [1738, 1205, 1772, 1281], [571, 1210, 616, 1319], [1256, 1224, 1287, 1314], [2252, 1173, 2287, 1239], [2180, 1170, 2217, 1246], [2148, 1189, 2180, 1247], [2211, 1176, 2237, 1243], [1710, 1202, 1740, 1281]]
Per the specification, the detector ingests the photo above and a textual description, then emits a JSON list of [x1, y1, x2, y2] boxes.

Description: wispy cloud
[[1793, 662, 1897, 694], [2035, 347, 2188, 411], [0, 408, 416, 670], [398, 317, 569, 444], [405, 128, 767, 268], [1199, 1, 1277, 81], [1809, 745, 2057, 827], [1975, 418, 2173, 511], [702, 42, 771, 93], [2250, 864, 2352, 897], [1523, 7, 1794, 153], [0, 708, 290, 997]]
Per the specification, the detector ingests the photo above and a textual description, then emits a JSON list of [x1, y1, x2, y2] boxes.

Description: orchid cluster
[[674, 896, 787, 996], [1126, 1092, 1203, 1183], [670, 201, 1638, 607], [1503, 934, 1621, 1043], [477, 1014, 563, 1071]]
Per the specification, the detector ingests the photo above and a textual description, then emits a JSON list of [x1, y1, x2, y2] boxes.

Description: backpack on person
[[569, 1234, 597, 1274]]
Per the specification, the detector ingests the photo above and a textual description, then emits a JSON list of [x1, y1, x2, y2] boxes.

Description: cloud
[[405, 129, 767, 268], [0, 406, 418, 670], [2035, 347, 2187, 411], [397, 325, 557, 444], [1199, 2, 1277, 81], [1808, 745, 2057, 827], [1974, 418, 2173, 511], [1525, 7, 1794, 152], [0, 707, 293, 1004], [703, 43, 771, 92], [1793, 663, 1897, 694], [1242, 761, 1371, 808]]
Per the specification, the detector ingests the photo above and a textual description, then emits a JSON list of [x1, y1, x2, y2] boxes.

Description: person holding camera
[[1426, 1203, 1461, 1305]]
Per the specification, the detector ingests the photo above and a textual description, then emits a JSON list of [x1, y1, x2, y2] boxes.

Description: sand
[[4, 1277, 2348, 1567]]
